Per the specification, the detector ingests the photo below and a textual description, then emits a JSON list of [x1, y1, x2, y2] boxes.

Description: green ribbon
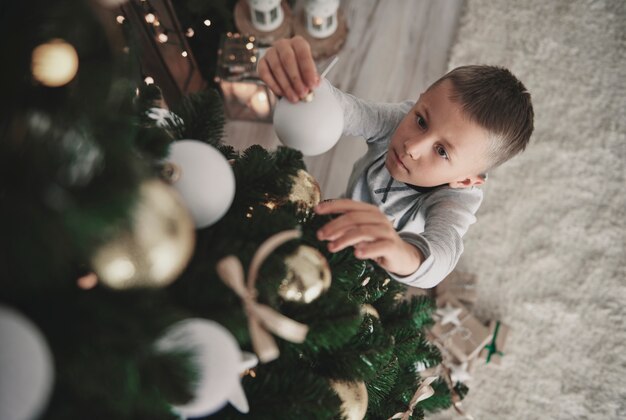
[[483, 321, 504, 363]]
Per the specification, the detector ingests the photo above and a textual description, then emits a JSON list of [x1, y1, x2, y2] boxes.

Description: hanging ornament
[[217, 230, 310, 363], [90, 179, 195, 289], [278, 244, 331, 304], [329, 380, 368, 420], [360, 304, 380, 319], [288, 169, 322, 211], [31, 39, 79, 87], [0, 305, 54, 420], [156, 319, 258, 417], [273, 79, 344, 156], [263, 169, 321, 221], [164, 140, 236, 228]]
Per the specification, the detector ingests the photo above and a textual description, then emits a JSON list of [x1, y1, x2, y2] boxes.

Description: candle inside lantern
[[249, 90, 271, 118]]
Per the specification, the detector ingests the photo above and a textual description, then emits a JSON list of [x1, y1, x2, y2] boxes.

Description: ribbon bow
[[388, 376, 437, 420], [216, 229, 309, 363], [483, 320, 504, 363]]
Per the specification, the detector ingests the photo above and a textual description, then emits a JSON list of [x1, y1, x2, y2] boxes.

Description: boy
[[258, 36, 534, 288]]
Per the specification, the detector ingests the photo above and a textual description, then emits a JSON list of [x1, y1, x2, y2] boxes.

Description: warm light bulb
[[144, 76, 154, 84], [31, 39, 79, 87], [181, 50, 188, 57], [204, 19, 212, 27], [246, 42, 254, 50], [153, 19, 160, 27], [116, 15, 125, 24], [145, 13, 156, 23], [186, 27, 194, 37], [250, 56, 257, 63], [157, 33, 168, 43]]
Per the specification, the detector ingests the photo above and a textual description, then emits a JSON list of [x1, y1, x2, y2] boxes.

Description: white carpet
[[430, 1, 626, 419]]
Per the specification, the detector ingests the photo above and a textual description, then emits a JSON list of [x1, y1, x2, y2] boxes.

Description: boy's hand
[[315, 199, 424, 276], [257, 36, 320, 103]]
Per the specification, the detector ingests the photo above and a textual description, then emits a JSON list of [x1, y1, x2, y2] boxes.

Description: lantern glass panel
[[327, 15, 333, 27], [255, 10, 266, 24], [270, 7, 278, 22]]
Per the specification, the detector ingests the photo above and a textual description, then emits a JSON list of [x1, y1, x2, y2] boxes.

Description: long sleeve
[[324, 80, 412, 142], [390, 187, 483, 289]]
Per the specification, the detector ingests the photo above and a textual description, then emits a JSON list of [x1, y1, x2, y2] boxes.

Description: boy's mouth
[[393, 149, 409, 172]]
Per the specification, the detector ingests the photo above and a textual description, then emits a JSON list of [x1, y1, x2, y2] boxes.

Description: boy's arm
[[391, 188, 483, 288], [315, 199, 424, 276], [315, 188, 483, 289]]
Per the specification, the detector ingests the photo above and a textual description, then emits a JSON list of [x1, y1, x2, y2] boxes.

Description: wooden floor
[[223, 0, 463, 199]]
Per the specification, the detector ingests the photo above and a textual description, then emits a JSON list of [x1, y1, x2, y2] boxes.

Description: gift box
[[430, 295, 493, 363], [435, 270, 478, 308], [478, 320, 510, 365]]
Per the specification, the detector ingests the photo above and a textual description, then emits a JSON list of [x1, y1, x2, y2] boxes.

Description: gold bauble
[[91, 180, 195, 289], [360, 304, 380, 319], [288, 169, 321, 211], [31, 39, 79, 87], [329, 380, 368, 420], [277, 245, 331, 303]]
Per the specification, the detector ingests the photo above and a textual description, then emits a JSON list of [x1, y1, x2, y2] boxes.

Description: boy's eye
[[435, 145, 449, 160], [415, 114, 427, 130]]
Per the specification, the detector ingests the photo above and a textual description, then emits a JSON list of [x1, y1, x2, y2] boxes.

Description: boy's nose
[[404, 138, 426, 160]]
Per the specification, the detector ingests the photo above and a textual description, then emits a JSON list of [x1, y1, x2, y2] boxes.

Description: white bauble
[[167, 140, 235, 228], [156, 319, 257, 418], [0, 305, 54, 420], [273, 79, 344, 156]]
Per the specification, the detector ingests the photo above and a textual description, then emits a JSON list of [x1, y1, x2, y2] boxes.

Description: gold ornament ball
[[360, 304, 380, 319], [288, 169, 321, 210], [329, 380, 368, 420], [91, 180, 195, 289], [31, 39, 79, 87], [278, 245, 331, 303]]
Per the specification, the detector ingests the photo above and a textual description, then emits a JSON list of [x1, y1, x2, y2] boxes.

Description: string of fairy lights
[[114, 0, 213, 85]]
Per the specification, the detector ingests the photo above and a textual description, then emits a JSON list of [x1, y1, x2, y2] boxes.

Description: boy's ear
[[448, 174, 486, 189]]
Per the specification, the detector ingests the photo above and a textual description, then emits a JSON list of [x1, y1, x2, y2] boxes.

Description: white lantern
[[247, 0, 284, 32], [305, 0, 339, 39]]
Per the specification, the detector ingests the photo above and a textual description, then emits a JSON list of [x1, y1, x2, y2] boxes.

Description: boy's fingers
[[354, 240, 393, 261], [263, 49, 299, 102], [257, 59, 284, 97], [277, 44, 309, 99], [291, 36, 319, 88], [327, 225, 390, 253], [315, 199, 378, 215], [317, 211, 388, 241]]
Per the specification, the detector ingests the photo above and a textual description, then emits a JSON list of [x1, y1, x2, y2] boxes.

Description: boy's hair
[[431, 65, 534, 170]]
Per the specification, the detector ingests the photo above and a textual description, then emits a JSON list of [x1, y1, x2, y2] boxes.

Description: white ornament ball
[[273, 79, 344, 156], [166, 140, 236, 228], [0, 305, 54, 420], [31, 39, 79, 87], [156, 319, 258, 417]]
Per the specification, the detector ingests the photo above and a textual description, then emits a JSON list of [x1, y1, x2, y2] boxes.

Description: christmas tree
[[0, 1, 465, 418]]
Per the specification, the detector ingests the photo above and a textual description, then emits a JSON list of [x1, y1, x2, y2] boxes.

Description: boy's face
[[386, 79, 490, 188]]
